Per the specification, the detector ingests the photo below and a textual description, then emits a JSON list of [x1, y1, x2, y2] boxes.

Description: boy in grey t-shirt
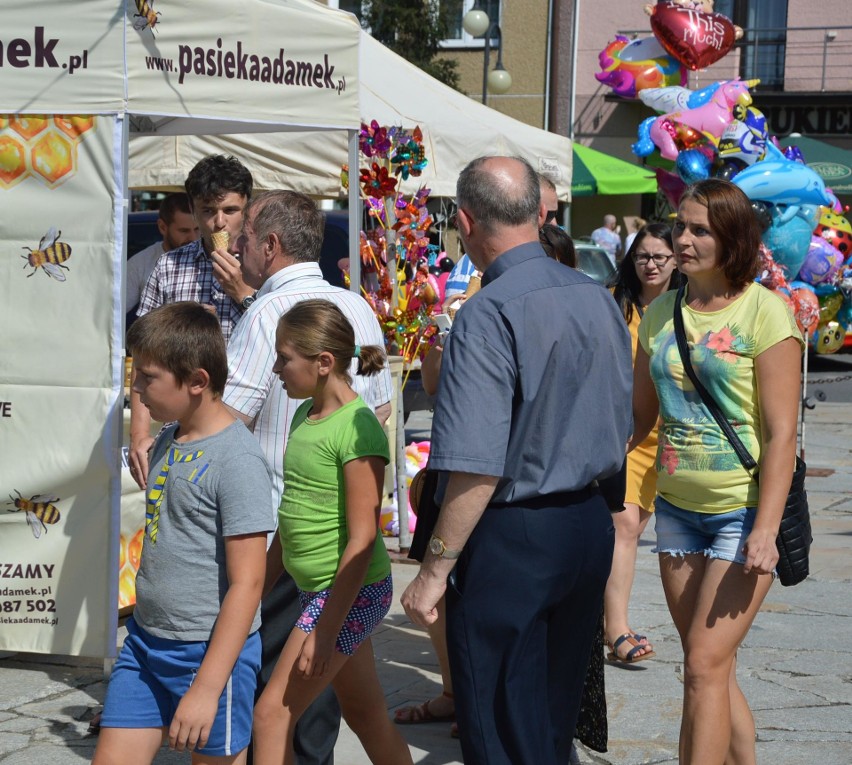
[[94, 302, 273, 764]]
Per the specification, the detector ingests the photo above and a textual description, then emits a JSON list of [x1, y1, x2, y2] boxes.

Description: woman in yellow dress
[[605, 223, 682, 663]]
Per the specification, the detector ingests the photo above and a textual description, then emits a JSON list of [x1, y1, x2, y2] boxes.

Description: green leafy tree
[[361, 0, 462, 91]]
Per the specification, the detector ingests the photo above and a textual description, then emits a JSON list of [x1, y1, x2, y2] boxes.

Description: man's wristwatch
[[240, 292, 257, 310], [428, 534, 462, 560]]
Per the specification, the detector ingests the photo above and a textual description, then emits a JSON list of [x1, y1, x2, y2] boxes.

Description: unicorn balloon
[[633, 78, 759, 160]]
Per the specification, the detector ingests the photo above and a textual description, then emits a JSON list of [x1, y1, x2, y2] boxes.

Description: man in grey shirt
[[402, 156, 632, 765]]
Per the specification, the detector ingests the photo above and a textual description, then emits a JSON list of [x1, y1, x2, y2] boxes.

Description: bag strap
[[672, 284, 758, 475]]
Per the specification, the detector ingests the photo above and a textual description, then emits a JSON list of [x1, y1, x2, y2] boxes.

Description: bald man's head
[[456, 156, 540, 233]]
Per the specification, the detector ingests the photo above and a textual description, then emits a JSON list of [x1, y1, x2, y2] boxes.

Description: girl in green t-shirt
[[253, 300, 413, 765]]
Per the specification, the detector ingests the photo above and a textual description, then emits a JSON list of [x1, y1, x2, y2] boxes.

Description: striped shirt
[[223, 262, 394, 515], [137, 239, 242, 343], [444, 253, 477, 297]]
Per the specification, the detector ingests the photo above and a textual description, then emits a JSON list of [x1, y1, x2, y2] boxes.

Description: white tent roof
[[128, 30, 573, 199], [0, 0, 361, 133]]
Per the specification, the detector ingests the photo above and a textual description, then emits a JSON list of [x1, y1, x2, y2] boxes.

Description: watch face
[[429, 536, 443, 556]]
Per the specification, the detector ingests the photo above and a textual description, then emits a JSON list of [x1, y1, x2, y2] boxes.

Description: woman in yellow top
[[605, 223, 682, 663], [632, 180, 802, 764]]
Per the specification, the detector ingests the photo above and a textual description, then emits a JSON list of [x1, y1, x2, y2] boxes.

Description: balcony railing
[[617, 25, 852, 93]]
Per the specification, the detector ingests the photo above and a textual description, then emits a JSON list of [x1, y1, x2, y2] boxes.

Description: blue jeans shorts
[[100, 617, 261, 756], [653, 495, 757, 565], [296, 574, 393, 655]]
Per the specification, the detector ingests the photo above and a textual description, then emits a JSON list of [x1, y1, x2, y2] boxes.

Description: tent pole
[[348, 130, 360, 294]]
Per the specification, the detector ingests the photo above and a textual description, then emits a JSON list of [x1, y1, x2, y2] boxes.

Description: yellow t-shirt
[[638, 282, 802, 513]]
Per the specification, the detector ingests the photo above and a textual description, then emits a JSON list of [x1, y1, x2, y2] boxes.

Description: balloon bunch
[[596, 1, 743, 99], [633, 78, 766, 185], [379, 441, 430, 537], [779, 202, 852, 355], [341, 122, 445, 365]]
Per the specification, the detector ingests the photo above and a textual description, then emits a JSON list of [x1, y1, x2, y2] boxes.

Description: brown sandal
[[394, 691, 455, 724], [606, 632, 656, 664]]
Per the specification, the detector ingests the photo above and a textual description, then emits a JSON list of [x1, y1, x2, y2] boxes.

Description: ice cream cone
[[464, 273, 481, 298], [211, 231, 230, 251]]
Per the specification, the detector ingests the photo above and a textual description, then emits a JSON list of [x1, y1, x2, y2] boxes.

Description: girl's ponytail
[[356, 344, 386, 377]]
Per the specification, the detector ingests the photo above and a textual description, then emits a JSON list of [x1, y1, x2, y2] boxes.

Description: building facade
[[327, 1, 850, 236]]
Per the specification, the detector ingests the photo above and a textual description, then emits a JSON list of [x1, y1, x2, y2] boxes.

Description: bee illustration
[[21, 228, 71, 282], [133, 0, 160, 33], [6, 490, 61, 539]]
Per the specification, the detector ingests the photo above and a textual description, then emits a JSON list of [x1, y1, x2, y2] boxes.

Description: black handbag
[[672, 285, 811, 586]]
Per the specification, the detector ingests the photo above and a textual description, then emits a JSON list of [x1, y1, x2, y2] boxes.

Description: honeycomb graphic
[[118, 528, 144, 612], [0, 114, 95, 190]]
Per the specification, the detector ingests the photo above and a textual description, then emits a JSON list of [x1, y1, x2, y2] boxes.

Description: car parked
[[574, 240, 616, 285]]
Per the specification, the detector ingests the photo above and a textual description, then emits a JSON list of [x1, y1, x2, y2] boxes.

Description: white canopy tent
[[0, 0, 363, 658], [128, 30, 574, 200]]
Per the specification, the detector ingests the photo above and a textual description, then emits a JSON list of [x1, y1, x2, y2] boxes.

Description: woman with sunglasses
[[604, 222, 683, 664]]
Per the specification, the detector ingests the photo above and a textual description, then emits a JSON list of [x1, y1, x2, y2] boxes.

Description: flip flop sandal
[[606, 632, 656, 664], [394, 692, 456, 724]]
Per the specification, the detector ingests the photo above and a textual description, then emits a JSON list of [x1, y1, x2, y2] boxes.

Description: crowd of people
[[92, 153, 802, 765]]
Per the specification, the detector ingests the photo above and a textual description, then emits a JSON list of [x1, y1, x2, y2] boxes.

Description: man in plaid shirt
[[128, 155, 256, 487]]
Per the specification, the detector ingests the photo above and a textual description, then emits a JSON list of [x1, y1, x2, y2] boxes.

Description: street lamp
[[462, 6, 512, 105]]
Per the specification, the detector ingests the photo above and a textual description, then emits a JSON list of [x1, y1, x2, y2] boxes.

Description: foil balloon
[[649, 1, 738, 70], [655, 166, 687, 210], [790, 287, 820, 335], [809, 321, 845, 354], [784, 145, 805, 164], [750, 200, 772, 232], [836, 297, 852, 331], [676, 148, 712, 183], [816, 286, 843, 324], [633, 78, 756, 161], [761, 214, 813, 279], [595, 35, 686, 99], [717, 105, 767, 175], [796, 236, 845, 285], [814, 209, 852, 261]]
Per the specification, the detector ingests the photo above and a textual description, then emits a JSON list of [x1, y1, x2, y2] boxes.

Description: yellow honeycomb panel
[[54, 115, 95, 140], [31, 131, 74, 185], [10, 115, 50, 141], [0, 135, 28, 188]]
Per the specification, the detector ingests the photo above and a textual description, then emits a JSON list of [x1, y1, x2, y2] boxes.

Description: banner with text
[[0, 113, 123, 657]]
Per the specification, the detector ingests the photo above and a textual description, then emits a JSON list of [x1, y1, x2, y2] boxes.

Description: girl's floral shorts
[[296, 574, 393, 655]]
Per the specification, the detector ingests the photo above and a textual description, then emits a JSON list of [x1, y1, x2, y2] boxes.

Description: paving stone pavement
[[1, 403, 850, 764]]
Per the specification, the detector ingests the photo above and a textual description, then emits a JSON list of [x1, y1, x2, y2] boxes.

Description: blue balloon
[[676, 149, 712, 184], [836, 298, 852, 331], [788, 280, 815, 293], [762, 214, 812, 279], [813, 283, 841, 298]]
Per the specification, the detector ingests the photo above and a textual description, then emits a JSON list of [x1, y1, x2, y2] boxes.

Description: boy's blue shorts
[[100, 617, 261, 757]]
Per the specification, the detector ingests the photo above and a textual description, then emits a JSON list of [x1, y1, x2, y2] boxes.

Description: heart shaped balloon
[[650, 1, 737, 70]]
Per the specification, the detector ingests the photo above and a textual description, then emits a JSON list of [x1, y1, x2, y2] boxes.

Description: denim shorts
[[652, 495, 757, 565], [100, 617, 260, 756]]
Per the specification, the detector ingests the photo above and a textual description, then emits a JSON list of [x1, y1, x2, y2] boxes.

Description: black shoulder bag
[[672, 285, 811, 586]]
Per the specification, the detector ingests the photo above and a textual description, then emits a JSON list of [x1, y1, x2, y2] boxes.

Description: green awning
[[571, 143, 657, 196], [778, 136, 852, 195]]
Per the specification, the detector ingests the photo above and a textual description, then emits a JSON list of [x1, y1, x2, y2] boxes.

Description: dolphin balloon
[[732, 143, 836, 223]]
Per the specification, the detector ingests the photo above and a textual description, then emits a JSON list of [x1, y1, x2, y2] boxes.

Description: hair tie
[[353, 345, 361, 358]]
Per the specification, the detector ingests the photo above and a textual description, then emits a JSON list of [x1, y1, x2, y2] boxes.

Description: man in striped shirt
[[128, 155, 256, 488], [223, 190, 392, 765]]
